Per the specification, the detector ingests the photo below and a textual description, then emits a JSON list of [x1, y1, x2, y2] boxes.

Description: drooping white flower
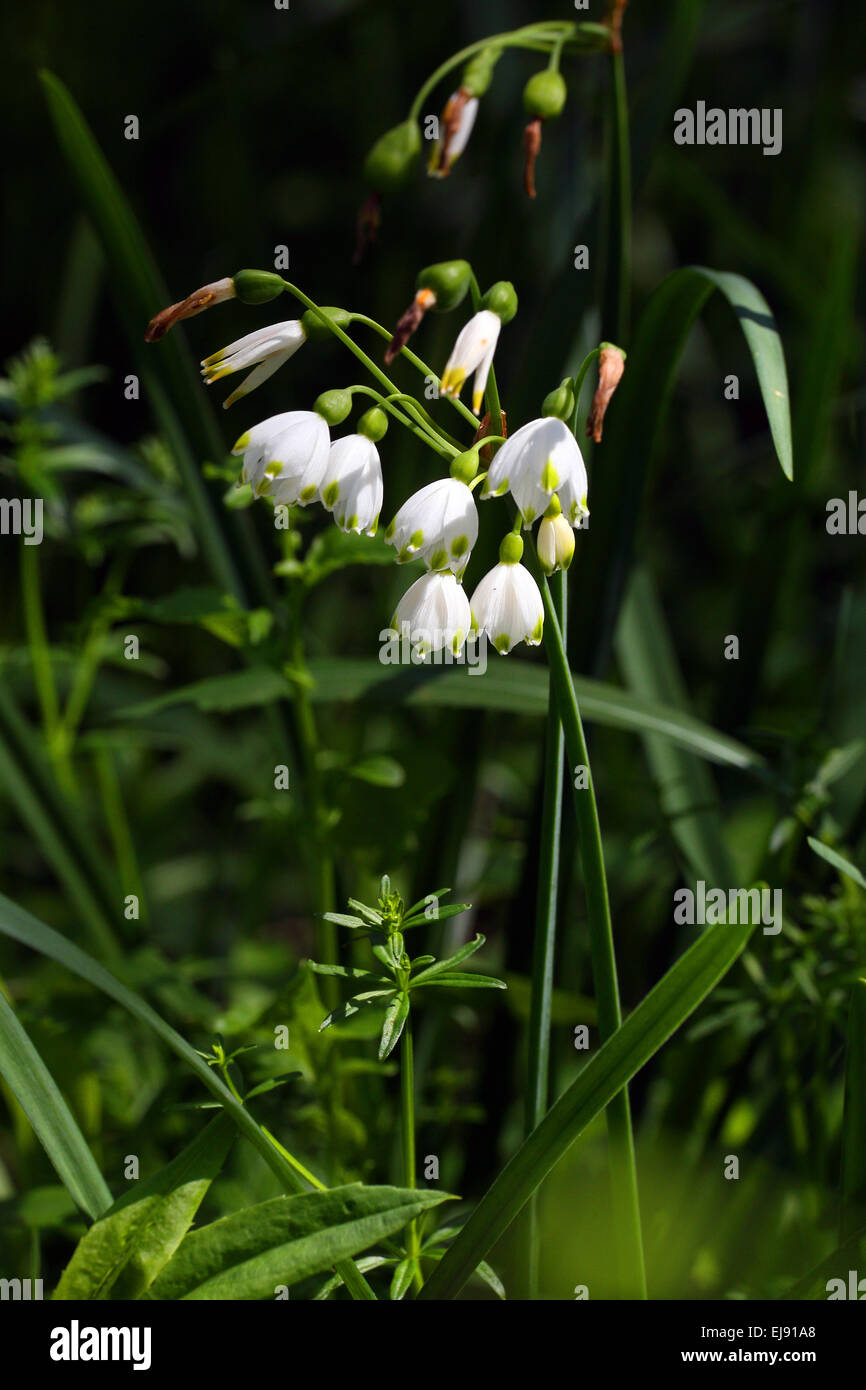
[[319, 434, 383, 536], [231, 411, 329, 504], [385, 477, 478, 575], [428, 89, 479, 177], [201, 321, 306, 409], [440, 310, 501, 415], [481, 416, 585, 526], [470, 532, 544, 654], [537, 497, 576, 575], [392, 571, 471, 657], [556, 446, 590, 527]]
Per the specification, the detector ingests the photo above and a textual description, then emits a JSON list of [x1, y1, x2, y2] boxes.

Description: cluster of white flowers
[[206, 307, 588, 657]]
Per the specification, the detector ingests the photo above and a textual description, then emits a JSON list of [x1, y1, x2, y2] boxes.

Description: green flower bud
[[461, 45, 502, 98], [499, 531, 524, 565], [449, 445, 481, 484], [300, 305, 352, 343], [523, 70, 567, 120], [542, 378, 576, 421], [358, 406, 388, 442], [363, 120, 422, 191], [480, 280, 518, 324], [232, 269, 286, 305], [314, 389, 353, 426], [416, 259, 472, 312]]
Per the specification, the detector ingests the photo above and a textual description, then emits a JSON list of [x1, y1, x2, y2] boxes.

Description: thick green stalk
[[524, 569, 567, 1299], [527, 544, 646, 1298]]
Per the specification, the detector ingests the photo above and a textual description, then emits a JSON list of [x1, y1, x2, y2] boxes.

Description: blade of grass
[[420, 914, 756, 1300], [0, 987, 112, 1220], [840, 979, 866, 1242]]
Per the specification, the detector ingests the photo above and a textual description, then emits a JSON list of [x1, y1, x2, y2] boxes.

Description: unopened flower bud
[[537, 497, 576, 575]]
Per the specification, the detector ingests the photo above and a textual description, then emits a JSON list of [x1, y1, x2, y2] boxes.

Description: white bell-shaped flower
[[470, 531, 544, 654], [385, 477, 478, 575], [537, 496, 576, 575], [428, 90, 479, 177], [481, 416, 585, 526], [392, 571, 471, 658], [201, 321, 306, 408], [319, 434, 383, 536], [232, 411, 329, 504], [440, 310, 501, 415]]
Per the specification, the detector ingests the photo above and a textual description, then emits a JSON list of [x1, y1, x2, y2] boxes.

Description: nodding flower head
[[521, 70, 567, 199], [385, 476, 478, 576], [231, 411, 330, 504], [392, 571, 471, 658], [470, 532, 544, 655], [319, 430, 384, 537], [144, 277, 235, 342], [200, 320, 306, 409], [440, 309, 502, 415], [481, 416, 586, 526]]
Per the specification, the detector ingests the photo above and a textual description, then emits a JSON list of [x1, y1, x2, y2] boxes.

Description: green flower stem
[[280, 284, 458, 453], [20, 544, 72, 795], [603, 43, 632, 343], [569, 346, 602, 435], [524, 566, 567, 1299], [400, 1009, 423, 1291], [407, 23, 604, 122], [348, 384, 458, 456], [526, 539, 647, 1298], [351, 314, 481, 434]]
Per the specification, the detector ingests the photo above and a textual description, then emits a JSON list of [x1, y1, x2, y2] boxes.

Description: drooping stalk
[[523, 568, 567, 1299]]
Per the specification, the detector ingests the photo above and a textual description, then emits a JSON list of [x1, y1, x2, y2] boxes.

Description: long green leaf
[[784, 1223, 866, 1301], [616, 569, 737, 887], [578, 264, 793, 673], [146, 1184, 451, 1300], [808, 837, 866, 891], [0, 893, 375, 1299], [54, 1115, 234, 1299], [118, 659, 765, 775], [420, 917, 756, 1299], [0, 989, 111, 1221], [840, 980, 866, 1242]]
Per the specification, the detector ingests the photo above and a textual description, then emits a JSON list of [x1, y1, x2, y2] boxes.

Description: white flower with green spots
[[537, 495, 576, 574], [481, 416, 587, 526], [392, 571, 471, 657], [319, 434, 383, 536], [231, 411, 330, 505], [385, 477, 478, 575], [470, 531, 544, 654], [201, 321, 306, 409]]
